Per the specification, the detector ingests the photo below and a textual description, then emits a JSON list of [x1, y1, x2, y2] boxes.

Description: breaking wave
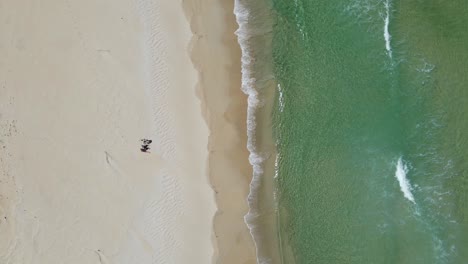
[[395, 157, 416, 203], [234, 0, 276, 263]]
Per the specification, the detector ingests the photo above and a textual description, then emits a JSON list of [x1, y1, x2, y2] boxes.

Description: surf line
[[395, 157, 416, 203], [384, 0, 392, 58]]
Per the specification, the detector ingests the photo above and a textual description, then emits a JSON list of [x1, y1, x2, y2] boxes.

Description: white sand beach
[[0, 0, 221, 263]]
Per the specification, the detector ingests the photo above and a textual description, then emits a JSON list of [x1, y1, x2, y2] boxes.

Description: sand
[[184, 0, 257, 263], [0, 0, 241, 263]]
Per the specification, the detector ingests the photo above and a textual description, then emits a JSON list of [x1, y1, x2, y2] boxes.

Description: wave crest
[[395, 157, 416, 203]]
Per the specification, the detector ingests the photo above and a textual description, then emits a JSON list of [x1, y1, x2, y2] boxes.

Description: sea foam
[[384, 0, 392, 58], [234, 0, 276, 263], [395, 157, 416, 203]]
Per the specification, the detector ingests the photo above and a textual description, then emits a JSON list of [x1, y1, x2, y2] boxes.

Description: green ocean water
[[271, 0, 468, 263]]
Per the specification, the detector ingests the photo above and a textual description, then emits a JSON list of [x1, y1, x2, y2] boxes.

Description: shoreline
[[183, 0, 258, 263], [234, 0, 283, 263], [0, 0, 280, 263]]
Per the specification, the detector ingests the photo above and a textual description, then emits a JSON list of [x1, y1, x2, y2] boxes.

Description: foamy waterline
[[234, 0, 276, 263], [384, 0, 392, 58], [395, 157, 416, 203]]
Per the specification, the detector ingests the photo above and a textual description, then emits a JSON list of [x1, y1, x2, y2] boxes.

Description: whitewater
[[384, 0, 392, 58], [395, 157, 416, 203]]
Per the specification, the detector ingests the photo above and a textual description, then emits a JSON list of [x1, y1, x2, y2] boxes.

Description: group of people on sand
[[140, 139, 152, 153]]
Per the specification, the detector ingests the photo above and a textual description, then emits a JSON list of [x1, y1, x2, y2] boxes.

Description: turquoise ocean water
[[272, 0, 468, 263], [236, 0, 468, 263]]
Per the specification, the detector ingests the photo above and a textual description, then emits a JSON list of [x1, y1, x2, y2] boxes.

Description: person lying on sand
[[140, 139, 152, 153], [140, 145, 150, 153], [141, 139, 152, 144]]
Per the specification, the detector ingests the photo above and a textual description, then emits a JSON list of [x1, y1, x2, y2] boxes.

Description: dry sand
[[0, 0, 235, 263]]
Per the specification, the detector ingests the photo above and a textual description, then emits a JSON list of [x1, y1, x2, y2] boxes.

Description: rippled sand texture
[[0, 0, 215, 263]]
